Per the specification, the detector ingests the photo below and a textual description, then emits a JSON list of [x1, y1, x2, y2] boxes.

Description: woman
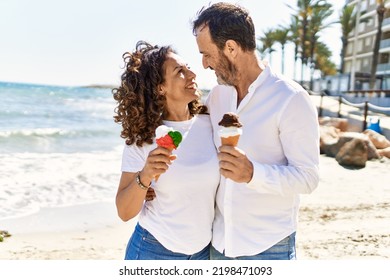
[[112, 41, 219, 260]]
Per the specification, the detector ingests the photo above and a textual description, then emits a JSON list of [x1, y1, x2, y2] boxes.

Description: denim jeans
[[210, 232, 296, 260], [125, 223, 210, 260]]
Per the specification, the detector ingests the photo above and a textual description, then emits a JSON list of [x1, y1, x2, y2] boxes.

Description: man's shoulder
[[268, 71, 308, 96], [205, 84, 234, 107], [209, 84, 234, 94]]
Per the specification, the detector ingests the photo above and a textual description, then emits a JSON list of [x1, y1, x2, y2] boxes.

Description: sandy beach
[[1, 155, 389, 260]]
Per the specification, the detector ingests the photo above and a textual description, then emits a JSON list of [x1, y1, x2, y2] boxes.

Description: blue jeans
[[125, 223, 210, 260], [210, 232, 296, 260]]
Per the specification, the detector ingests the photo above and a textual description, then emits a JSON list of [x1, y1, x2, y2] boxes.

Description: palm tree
[[339, 5, 357, 74], [370, 0, 387, 89], [257, 28, 276, 64], [289, 15, 301, 80], [314, 42, 337, 77], [307, 3, 333, 88], [272, 27, 290, 74], [288, 0, 328, 83]]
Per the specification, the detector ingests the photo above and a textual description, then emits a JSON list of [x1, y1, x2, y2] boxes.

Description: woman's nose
[[186, 67, 196, 79]]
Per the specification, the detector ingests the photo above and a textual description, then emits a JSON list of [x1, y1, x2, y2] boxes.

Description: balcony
[[380, 38, 390, 49], [377, 63, 390, 72], [382, 17, 390, 27], [383, 17, 390, 27]]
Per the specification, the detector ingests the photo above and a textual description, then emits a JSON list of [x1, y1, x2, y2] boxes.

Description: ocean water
[[0, 81, 124, 220]]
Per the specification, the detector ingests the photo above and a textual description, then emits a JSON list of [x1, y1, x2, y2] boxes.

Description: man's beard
[[216, 51, 237, 86]]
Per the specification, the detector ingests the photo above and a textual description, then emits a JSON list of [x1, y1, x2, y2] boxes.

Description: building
[[344, 0, 390, 90]]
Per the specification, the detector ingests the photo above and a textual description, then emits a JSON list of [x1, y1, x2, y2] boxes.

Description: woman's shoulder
[[190, 115, 213, 136], [205, 85, 234, 107], [194, 114, 211, 126], [123, 141, 155, 157]]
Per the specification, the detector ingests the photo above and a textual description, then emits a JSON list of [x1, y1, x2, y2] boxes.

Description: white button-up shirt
[[206, 64, 320, 257]]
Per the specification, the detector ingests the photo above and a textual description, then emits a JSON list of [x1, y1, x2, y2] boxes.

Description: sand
[[1, 155, 389, 260]]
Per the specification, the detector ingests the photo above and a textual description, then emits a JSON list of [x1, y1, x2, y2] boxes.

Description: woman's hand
[[140, 147, 176, 184]]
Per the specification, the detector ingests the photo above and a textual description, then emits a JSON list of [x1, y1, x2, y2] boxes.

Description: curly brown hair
[[113, 41, 207, 147]]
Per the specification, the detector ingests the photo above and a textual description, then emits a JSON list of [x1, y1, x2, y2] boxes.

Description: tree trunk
[[294, 45, 298, 81], [281, 45, 285, 75], [370, 5, 385, 90], [340, 39, 347, 74]]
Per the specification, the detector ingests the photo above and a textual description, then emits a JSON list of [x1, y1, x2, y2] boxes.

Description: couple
[[113, 2, 320, 260]]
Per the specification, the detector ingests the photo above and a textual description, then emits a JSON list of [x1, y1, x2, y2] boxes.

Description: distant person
[[112, 41, 219, 260], [192, 2, 320, 260]]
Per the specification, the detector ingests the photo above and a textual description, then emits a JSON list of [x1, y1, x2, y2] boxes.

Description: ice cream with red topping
[[155, 125, 182, 149], [154, 125, 183, 180]]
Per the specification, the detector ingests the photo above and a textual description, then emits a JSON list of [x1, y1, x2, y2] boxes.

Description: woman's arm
[[115, 147, 174, 221], [115, 171, 150, 221]]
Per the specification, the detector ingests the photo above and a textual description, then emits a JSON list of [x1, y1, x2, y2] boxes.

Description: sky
[[0, 0, 345, 89]]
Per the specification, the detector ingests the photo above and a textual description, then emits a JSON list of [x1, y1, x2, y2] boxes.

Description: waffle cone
[[221, 135, 240, 146], [155, 147, 174, 182]]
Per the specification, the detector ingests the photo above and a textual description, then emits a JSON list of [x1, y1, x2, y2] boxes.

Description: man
[[192, 2, 320, 260]]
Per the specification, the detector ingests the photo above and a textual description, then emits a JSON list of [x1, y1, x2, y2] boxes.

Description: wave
[[0, 150, 121, 220], [0, 127, 115, 139]]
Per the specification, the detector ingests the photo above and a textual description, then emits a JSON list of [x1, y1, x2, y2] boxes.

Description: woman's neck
[[163, 108, 192, 122]]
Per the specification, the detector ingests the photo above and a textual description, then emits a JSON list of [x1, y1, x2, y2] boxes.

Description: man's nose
[[202, 56, 209, 69]]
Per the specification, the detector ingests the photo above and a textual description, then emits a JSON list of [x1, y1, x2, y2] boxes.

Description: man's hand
[[218, 145, 253, 183], [145, 188, 156, 201]]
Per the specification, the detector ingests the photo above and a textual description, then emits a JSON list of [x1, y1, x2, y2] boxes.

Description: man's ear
[[225, 40, 239, 58]]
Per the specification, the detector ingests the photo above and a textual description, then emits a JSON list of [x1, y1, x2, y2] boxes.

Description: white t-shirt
[[121, 114, 220, 254], [206, 64, 320, 257]]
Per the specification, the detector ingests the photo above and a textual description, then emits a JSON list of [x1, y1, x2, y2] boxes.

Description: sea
[[0, 81, 124, 220]]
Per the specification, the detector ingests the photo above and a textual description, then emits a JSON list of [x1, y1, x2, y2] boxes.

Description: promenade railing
[[310, 91, 390, 131]]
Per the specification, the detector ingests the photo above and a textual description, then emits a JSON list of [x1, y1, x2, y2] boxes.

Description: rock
[[335, 138, 368, 167], [319, 117, 349, 132], [363, 129, 390, 149], [341, 132, 380, 160], [321, 131, 380, 160], [378, 147, 390, 159], [319, 125, 340, 154]]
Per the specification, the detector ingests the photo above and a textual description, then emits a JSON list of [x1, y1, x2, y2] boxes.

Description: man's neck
[[234, 56, 264, 107]]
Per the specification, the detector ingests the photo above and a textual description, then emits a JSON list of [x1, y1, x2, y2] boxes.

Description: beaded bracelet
[[136, 172, 150, 190]]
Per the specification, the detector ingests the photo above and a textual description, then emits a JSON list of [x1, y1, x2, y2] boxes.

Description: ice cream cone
[[154, 125, 182, 182], [221, 135, 240, 146], [155, 147, 174, 182], [218, 112, 243, 147]]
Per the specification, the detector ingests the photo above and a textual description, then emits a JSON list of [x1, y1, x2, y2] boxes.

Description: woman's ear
[[157, 84, 165, 95]]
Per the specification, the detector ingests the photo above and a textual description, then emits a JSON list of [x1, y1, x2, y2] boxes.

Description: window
[[357, 39, 363, 52], [363, 58, 369, 67], [347, 43, 353, 55], [366, 18, 374, 28], [359, 21, 365, 33], [361, 0, 367, 11], [345, 61, 351, 72], [356, 59, 362, 71], [380, 53, 390, 64], [365, 36, 372, 47]]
